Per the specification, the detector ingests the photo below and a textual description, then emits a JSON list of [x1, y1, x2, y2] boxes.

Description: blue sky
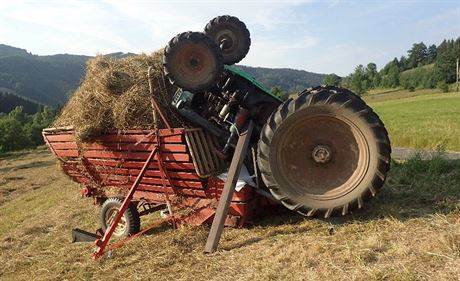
[[0, 0, 459, 75]]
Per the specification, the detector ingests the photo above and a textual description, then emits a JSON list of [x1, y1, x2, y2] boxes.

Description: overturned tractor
[[44, 15, 390, 258]]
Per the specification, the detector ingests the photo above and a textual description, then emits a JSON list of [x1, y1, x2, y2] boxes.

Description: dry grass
[[1, 148, 460, 280], [53, 51, 181, 142]]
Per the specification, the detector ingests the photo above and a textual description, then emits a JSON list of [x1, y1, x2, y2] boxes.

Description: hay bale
[[54, 50, 182, 142]]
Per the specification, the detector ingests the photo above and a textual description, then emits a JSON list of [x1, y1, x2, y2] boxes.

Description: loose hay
[[54, 50, 182, 142]]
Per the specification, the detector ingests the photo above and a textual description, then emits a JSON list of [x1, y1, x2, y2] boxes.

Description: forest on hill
[[0, 44, 89, 106], [0, 90, 43, 114], [323, 38, 460, 94], [236, 65, 325, 93], [0, 44, 325, 109]]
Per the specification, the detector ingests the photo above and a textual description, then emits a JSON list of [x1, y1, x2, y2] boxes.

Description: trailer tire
[[257, 86, 391, 218], [100, 198, 140, 238]]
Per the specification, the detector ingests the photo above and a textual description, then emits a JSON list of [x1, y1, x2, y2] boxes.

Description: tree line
[[0, 90, 43, 114], [323, 38, 459, 95], [0, 106, 57, 153]]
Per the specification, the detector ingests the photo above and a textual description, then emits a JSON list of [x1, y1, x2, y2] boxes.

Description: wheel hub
[[189, 57, 199, 67], [218, 35, 234, 51], [106, 208, 127, 237], [270, 113, 369, 199], [312, 145, 332, 164]]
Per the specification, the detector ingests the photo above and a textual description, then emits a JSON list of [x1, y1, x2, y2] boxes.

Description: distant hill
[[0, 45, 89, 106], [0, 44, 31, 57], [236, 65, 325, 93], [0, 90, 43, 114], [0, 44, 326, 107]]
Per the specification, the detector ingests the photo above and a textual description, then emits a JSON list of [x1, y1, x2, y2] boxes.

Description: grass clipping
[[54, 50, 181, 142]]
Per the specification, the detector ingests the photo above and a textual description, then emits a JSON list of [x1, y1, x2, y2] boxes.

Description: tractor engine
[[171, 67, 281, 157]]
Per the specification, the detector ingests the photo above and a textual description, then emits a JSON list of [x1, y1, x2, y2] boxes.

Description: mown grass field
[[365, 89, 460, 151], [1, 148, 460, 280]]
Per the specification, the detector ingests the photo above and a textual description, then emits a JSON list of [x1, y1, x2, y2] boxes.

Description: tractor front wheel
[[257, 86, 391, 218]]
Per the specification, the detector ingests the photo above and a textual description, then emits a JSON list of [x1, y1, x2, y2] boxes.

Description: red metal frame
[[43, 127, 271, 258], [92, 145, 158, 259]]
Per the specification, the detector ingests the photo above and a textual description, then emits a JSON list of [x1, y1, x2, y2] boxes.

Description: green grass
[[364, 88, 442, 103], [1, 148, 460, 280], [366, 90, 460, 151]]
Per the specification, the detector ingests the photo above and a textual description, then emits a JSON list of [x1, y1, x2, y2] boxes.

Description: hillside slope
[[0, 148, 459, 280], [0, 56, 86, 106], [0, 91, 43, 114], [236, 65, 325, 93], [0, 44, 325, 107], [0, 45, 88, 106]]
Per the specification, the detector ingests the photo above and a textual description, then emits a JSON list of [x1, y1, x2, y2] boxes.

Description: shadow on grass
[[0, 146, 49, 161], [0, 160, 55, 173], [225, 153, 460, 249]]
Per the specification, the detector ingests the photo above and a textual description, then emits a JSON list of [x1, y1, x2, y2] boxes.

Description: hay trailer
[[43, 124, 274, 258], [44, 15, 391, 259]]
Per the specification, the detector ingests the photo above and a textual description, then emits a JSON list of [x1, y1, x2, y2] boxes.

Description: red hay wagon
[[43, 126, 272, 230]]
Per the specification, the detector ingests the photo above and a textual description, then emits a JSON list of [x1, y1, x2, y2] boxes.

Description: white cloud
[[0, 0, 318, 56], [1, 0, 456, 75], [1, 1, 137, 54]]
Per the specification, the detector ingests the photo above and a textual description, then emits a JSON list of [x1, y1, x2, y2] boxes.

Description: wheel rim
[[169, 41, 218, 91], [105, 207, 127, 237], [205, 16, 250, 64], [215, 28, 238, 54], [271, 112, 370, 201]]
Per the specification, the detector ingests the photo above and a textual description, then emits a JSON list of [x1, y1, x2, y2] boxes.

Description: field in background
[[1, 148, 460, 280], [364, 88, 442, 103], [365, 89, 460, 151]]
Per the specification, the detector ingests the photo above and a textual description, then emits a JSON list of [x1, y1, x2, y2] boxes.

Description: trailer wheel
[[257, 86, 391, 218], [100, 198, 140, 238]]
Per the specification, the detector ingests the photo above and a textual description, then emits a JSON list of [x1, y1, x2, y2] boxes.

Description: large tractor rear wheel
[[257, 86, 391, 218]]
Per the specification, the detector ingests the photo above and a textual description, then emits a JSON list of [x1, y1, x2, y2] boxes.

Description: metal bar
[[108, 217, 173, 252], [148, 67, 172, 130], [154, 130, 177, 227], [151, 96, 172, 130], [204, 121, 254, 253], [92, 146, 158, 260]]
